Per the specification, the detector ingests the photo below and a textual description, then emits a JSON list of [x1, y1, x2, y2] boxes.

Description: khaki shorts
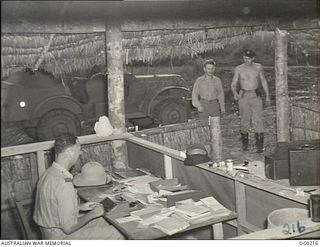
[[238, 91, 264, 133], [198, 99, 221, 120]]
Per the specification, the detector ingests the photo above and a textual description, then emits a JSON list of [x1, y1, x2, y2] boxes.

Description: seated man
[[33, 134, 124, 240]]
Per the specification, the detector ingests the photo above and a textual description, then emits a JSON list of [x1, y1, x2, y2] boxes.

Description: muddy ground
[[2, 66, 319, 163]]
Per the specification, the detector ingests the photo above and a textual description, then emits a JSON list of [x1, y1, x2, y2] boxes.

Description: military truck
[[1, 68, 192, 141]]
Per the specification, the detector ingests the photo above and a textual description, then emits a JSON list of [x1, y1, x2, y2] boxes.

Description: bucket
[[267, 208, 309, 228]]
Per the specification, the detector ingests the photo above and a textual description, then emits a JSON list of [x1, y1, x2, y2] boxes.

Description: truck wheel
[[154, 98, 188, 125], [36, 109, 81, 141]]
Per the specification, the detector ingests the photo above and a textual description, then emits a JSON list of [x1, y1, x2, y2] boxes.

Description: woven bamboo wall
[[0, 120, 209, 239], [290, 102, 320, 141]]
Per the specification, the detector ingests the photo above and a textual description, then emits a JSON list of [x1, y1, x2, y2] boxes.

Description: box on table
[[265, 140, 320, 181], [166, 190, 205, 207], [289, 142, 320, 186]]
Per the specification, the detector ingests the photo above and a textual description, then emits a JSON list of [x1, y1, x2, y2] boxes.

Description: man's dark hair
[[54, 134, 78, 156], [243, 49, 256, 58]]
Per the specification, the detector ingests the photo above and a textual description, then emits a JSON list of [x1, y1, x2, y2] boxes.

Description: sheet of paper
[[116, 216, 141, 223], [200, 196, 220, 206]]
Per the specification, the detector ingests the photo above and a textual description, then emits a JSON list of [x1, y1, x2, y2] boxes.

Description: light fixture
[[242, 7, 250, 15], [19, 101, 26, 107]]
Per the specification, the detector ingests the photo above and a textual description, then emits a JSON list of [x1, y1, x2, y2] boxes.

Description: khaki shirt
[[192, 75, 225, 110], [33, 162, 78, 233]]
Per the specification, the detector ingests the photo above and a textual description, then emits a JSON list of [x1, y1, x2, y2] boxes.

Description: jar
[[226, 159, 233, 171]]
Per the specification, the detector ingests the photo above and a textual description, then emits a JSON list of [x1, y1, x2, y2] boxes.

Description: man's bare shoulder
[[253, 62, 263, 69], [235, 64, 244, 70]]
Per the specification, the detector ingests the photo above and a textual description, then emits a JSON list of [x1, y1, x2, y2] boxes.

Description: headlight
[[19, 101, 26, 107]]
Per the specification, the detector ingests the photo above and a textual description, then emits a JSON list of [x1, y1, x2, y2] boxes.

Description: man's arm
[[231, 67, 240, 100], [57, 185, 104, 235], [258, 65, 271, 104], [63, 204, 104, 235], [217, 78, 225, 114], [192, 79, 203, 112]]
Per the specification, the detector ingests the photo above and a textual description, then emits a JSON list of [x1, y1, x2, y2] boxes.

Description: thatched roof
[[1, 22, 319, 78]]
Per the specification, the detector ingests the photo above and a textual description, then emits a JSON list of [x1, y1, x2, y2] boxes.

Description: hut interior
[[1, 0, 320, 241]]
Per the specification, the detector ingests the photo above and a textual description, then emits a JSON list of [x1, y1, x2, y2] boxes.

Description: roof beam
[[2, 18, 319, 35]]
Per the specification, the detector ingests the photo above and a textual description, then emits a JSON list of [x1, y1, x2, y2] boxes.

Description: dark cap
[[203, 58, 216, 67], [243, 49, 256, 58], [184, 144, 211, 166]]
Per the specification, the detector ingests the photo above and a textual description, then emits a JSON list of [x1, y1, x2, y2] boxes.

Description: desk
[[77, 179, 237, 240], [171, 162, 319, 234], [106, 210, 237, 240]]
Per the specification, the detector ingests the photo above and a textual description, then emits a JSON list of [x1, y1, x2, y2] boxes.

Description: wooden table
[[106, 210, 237, 240], [77, 181, 237, 240]]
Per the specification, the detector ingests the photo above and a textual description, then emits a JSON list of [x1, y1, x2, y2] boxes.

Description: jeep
[[1, 68, 192, 141]]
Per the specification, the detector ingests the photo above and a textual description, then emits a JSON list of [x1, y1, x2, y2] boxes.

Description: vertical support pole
[[209, 116, 223, 162], [36, 151, 46, 179], [235, 181, 246, 236], [164, 154, 173, 179], [212, 223, 224, 239], [275, 28, 290, 142], [106, 18, 129, 170]]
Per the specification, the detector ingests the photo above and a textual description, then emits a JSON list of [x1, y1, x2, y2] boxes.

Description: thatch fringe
[[1, 25, 319, 78]]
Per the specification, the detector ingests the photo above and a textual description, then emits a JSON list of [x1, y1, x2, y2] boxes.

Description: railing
[[1, 132, 186, 180], [290, 102, 320, 141]]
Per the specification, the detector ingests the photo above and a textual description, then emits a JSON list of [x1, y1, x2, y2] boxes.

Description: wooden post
[[209, 116, 223, 162], [106, 18, 129, 170], [275, 28, 290, 142], [163, 155, 173, 179]]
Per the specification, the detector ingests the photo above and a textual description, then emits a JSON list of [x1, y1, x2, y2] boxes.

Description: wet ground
[[1, 67, 319, 150]]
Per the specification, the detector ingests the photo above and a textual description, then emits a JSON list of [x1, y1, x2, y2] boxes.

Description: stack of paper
[[137, 209, 174, 228], [200, 197, 231, 217], [130, 205, 162, 219], [175, 204, 210, 217], [153, 215, 190, 235], [149, 178, 188, 192], [174, 203, 214, 224]]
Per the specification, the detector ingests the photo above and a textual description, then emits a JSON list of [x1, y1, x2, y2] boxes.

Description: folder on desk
[[166, 190, 204, 207], [100, 196, 130, 217]]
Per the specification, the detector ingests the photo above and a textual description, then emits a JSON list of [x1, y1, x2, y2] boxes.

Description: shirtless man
[[231, 49, 270, 153]]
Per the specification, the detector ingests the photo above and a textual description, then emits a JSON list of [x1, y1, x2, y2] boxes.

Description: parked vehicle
[[1, 68, 192, 141]]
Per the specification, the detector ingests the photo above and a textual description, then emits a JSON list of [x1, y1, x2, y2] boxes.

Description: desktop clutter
[[74, 165, 233, 236], [183, 142, 320, 187], [182, 143, 266, 179]]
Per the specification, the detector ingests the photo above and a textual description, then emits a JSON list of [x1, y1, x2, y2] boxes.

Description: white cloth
[[94, 116, 114, 137]]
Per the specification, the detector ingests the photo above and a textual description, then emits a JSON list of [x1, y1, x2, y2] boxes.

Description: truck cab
[[2, 68, 192, 141]]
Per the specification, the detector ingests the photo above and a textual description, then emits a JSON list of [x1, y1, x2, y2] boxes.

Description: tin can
[[310, 194, 320, 222], [218, 161, 225, 168], [226, 159, 233, 171]]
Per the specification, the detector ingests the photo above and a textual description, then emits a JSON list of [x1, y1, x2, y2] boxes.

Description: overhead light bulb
[[242, 7, 250, 15]]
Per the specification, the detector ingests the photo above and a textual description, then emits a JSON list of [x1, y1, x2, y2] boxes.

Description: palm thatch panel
[[1, 24, 319, 78]]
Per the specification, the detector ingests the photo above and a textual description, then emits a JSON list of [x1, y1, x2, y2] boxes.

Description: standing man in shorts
[[192, 59, 225, 120], [231, 49, 270, 153]]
